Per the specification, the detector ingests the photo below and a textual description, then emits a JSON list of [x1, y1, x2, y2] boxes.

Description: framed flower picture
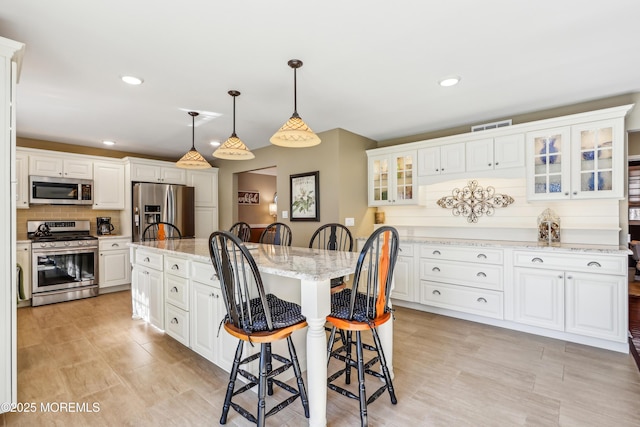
[[290, 171, 319, 221]]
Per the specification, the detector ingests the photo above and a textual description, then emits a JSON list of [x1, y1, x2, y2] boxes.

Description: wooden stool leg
[[266, 343, 274, 396], [257, 344, 268, 427], [345, 330, 352, 385], [220, 340, 244, 424], [355, 331, 368, 427], [287, 336, 310, 417], [371, 327, 397, 404]]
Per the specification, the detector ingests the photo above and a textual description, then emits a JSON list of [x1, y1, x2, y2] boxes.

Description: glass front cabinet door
[[527, 118, 623, 201], [527, 127, 571, 200], [368, 150, 417, 206]]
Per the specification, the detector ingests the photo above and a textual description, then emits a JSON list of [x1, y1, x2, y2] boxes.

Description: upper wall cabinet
[[526, 117, 625, 201], [93, 161, 125, 210], [367, 149, 417, 206], [29, 155, 93, 179], [466, 134, 525, 172], [15, 152, 29, 208], [417, 143, 465, 176], [129, 159, 186, 185]]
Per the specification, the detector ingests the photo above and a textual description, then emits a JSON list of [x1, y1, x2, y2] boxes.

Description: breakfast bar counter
[[129, 238, 364, 427]]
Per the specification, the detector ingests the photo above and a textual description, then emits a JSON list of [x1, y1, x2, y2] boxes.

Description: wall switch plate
[[345, 217, 355, 226], [282, 211, 288, 219]]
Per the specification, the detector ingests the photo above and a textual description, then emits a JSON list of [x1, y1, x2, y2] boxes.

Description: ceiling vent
[[471, 119, 512, 132]]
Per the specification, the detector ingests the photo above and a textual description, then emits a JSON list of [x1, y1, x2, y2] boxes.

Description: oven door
[[32, 246, 98, 294]]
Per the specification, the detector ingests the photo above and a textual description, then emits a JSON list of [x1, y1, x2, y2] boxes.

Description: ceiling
[[3, 1, 640, 162]]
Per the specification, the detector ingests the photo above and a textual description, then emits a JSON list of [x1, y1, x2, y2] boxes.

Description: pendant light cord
[[293, 66, 298, 116], [191, 113, 196, 149], [232, 95, 237, 137]]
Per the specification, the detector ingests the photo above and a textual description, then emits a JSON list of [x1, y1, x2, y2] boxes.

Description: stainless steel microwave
[[29, 175, 93, 205]]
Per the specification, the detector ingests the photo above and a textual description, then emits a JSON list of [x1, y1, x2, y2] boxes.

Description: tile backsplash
[[16, 205, 123, 239]]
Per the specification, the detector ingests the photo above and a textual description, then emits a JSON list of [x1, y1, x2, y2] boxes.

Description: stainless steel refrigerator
[[132, 182, 195, 242]]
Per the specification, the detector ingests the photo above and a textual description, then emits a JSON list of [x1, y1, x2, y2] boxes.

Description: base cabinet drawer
[[420, 281, 503, 319], [420, 245, 503, 264], [420, 259, 503, 291], [513, 251, 625, 275], [165, 274, 189, 310], [165, 304, 190, 346]]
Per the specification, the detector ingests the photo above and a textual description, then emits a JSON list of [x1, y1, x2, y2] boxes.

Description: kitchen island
[[129, 238, 365, 427]]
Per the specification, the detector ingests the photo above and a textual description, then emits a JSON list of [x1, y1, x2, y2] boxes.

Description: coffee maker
[[96, 217, 114, 235]]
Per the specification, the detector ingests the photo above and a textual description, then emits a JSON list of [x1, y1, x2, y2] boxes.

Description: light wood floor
[[2, 290, 640, 426]]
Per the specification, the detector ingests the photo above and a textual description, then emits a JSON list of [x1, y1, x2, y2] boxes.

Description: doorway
[[236, 167, 277, 242]]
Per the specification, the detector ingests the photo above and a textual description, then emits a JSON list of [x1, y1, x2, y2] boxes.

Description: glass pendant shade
[[213, 90, 254, 160], [270, 59, 321, 148], [176, 111, 212, 169]]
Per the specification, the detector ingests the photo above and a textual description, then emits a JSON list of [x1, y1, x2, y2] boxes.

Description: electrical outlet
[[345, 217, 355, 226], [282, 210, 288, 219]]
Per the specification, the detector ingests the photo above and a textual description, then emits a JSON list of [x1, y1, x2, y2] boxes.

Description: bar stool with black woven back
[[259, 222, 292, 246], [141, 222, 182, 241], [326, 226, 399, 427], [309, 223, 353, 294], [229, 221, 251, 242], [209, 231, 309, 426]]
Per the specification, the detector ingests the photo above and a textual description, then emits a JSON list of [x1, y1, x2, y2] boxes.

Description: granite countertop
[[356, 235, 631, 255], [129, 239, 360, 281]]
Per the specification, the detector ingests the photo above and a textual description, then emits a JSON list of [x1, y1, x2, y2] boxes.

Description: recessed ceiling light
[[439, 76, 461, 87], [210, 140, 221, 147], [102, 140, 116, 146], [121, 75, 144, 85]]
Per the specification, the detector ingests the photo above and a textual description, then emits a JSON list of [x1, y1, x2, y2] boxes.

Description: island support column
[[300, 278, 331, 427]]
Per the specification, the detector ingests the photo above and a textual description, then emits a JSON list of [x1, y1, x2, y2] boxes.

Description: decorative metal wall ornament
[[436, 180, 514, 223]]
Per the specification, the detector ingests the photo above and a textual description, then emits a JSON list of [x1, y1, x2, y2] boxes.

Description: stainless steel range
[[28, 220, 98, 306]]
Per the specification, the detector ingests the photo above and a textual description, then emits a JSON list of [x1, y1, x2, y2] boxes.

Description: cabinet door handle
[[432, 250, 441, 255], [170, 286, 178, 293], [432, 290, 441, 295], [573, 191, 578, 195], [564, 192, 569, 196], [558, 275, 563, 279], [476, 272, 487, 277], [143, 270, 149, 275], [210, 293, 219, 298], [171, 318, 179, 325], [435, 168, 439, 172], [477, 297, 487, 303], [477, 253, 487, 259], [432, 267, 440, 272], [143, 257, 150, 263], [531, 257, 543, 263], [587, 261, 601, 268], [488, 163, 492, 167], [495, 162, 499, 166], [171, 264, 179, 270], [567, 275, 573, 280]]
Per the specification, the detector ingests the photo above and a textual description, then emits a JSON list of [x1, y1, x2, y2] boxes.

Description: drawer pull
[[432, 267, 440, 272], [171, 264, 179, 270], [112, 243, 120, 248], [432, 290, 441, 295], [143, 257, 150, 263], [210, 293, 219, 298], [476, 272, 486, 277], [477, 297, 487, 303], [567, 275, 573, 280], [170, 286, 178, 293], [531, 257, 543, 263], [477, 253, 487, 259], [587, 261, 602, 268], [143, 270, 149, 275], [171, 318, 179, 325], [432, 250, 441, 255]]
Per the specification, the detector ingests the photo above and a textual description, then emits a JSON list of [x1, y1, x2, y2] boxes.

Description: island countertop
[[129, 238, 360, 282]]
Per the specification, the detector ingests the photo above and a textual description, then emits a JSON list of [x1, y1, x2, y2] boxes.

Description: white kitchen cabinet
[[367, 149, 417, 206], [512, 250, 627, 343], [98, 238, 131, 291], [15, 152, 28, 208], [417, 142, 465, 176], [418, 244, 504, 319], [466, 134, 525, 172], [187, 169, 218, 207], [565, 272, 625, 341], [164, 255, 190, 346], [392, 243, 416, 302], [526, 117, 625, 201], [16, 242, 31, 304], [29, 154, 93, 179], [129, 159, 186, 184], [93, 161, 125, 210], [131, 249, 164, 329], [513, 267, 564, 331], [194, 206, 218, 238]]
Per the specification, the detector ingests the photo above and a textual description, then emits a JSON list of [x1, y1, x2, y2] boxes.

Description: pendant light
[[270, 59, 321, 147], [213, 90, 255, 160], [176, 111, 212, 169]]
